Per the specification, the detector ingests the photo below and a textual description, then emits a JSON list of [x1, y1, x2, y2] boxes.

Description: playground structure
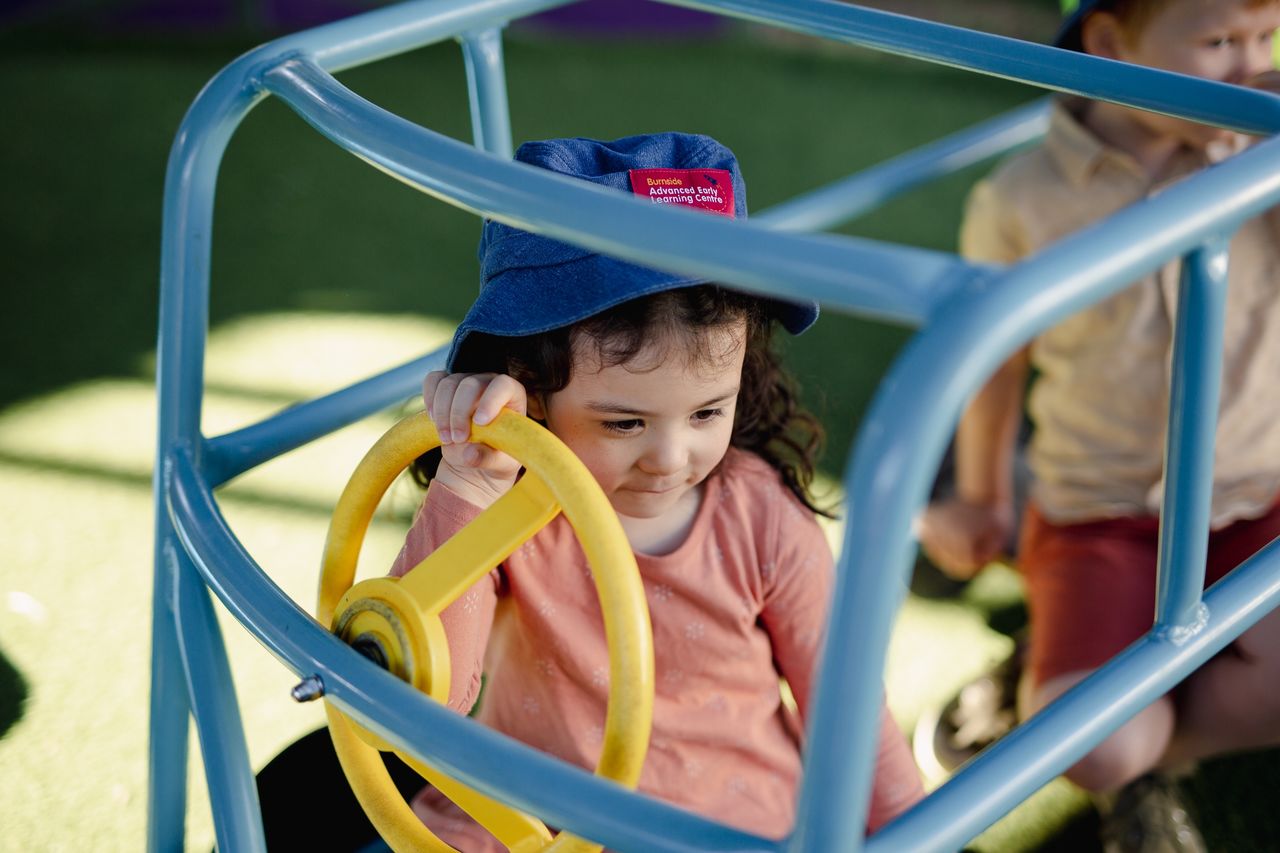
[[150, 1, 1280, 851]]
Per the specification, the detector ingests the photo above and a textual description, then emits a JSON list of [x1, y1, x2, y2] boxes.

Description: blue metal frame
[[149, 1, 1280, 851]]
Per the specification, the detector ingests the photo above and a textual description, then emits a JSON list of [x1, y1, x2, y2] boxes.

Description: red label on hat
[[628, 168, 735, 217]]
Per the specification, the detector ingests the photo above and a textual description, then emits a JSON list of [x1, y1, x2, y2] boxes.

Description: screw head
[[290, 675, 325, 702]]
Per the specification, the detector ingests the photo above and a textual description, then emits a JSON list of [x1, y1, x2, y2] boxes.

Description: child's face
[[530, 321, 746, 523], [1100, 0, 1280, 146]]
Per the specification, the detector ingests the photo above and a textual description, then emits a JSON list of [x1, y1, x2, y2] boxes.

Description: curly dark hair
[[411, 285, 831, 517]]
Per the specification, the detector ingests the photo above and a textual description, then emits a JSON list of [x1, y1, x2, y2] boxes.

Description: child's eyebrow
[[585, 389, 739, 417]]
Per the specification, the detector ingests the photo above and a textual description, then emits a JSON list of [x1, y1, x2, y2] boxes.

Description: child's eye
[[603, 418, 643, 434], [1204, 35, 1234, 48], [692, 408, 725, 423]]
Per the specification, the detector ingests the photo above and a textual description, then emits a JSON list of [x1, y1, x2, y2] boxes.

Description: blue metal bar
[[154, 0, 577, 466], [171, 551, 267, 853], [151, 39, 264, 853], [867, 538, 1280, 852], [676, 0, 1280, 135], [203, 347, 444, 486], [149, 4, 572, 847], [261, 55, 970, 326], [146, 525, 191, 853], [1156, 241, 1230, 632], [756, 99, 1050, 233], [163, 445, 781, 853], [259, 0, 572, 76], [459, 27, 514, 159], [152, 2, 1280, 851], [794, 135, 1280, 851]]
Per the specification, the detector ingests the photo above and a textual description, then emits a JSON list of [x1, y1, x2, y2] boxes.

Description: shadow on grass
[[0, 645, 29, 739], [1184, 747, 1280, 848], [0, 448, 419, 523], [255, 727, 421, 853]]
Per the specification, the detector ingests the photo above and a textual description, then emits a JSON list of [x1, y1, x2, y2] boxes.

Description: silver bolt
[[290, 674, 325, 702]]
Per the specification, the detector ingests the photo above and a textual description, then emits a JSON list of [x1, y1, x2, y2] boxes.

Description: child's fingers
[[471, 375, 527, 426], [422, 373, 527, 471], [422, 370, 447, 409], [424, 372, 483, 444], [443, 374, 497, 445], [918, 500, 1004, 579], [423, 371, 453, 436], [1249, 69, 1280, 95], [424, 372, 461, 440]]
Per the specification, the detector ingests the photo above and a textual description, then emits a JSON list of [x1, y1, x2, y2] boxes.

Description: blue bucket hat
[[1054, 0, 1103, 51], [446, 132, 819, 370]]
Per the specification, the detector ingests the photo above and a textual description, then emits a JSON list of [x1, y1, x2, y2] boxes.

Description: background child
[[920, 0, 1280, 849], [393, 132, 924, 848]]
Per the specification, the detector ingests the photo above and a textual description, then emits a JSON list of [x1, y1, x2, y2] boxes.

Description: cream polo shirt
[[962, 100, 1280, 528]]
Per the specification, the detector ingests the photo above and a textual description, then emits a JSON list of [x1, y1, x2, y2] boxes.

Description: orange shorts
[[1019, 497, 1280, 687]]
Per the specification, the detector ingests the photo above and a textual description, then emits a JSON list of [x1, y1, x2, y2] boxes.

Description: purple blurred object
[[521, 0, 724, 36], [2, 0, 723, 35]]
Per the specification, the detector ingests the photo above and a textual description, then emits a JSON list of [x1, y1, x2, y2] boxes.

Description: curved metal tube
[[151, 1, 1280, 851]]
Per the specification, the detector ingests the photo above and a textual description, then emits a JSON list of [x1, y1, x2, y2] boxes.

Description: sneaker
[[1097, 772, 1206, 853], [912, 645, 1022, 775]]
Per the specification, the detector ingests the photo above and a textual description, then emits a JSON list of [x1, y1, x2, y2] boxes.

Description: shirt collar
[[1045, 97, 1239, 189], [1045, 97, 1144, 187]]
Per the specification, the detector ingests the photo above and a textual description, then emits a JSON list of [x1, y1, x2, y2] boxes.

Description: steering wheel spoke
[[395, 747, 554, 850], [398, 472, 559, 615]]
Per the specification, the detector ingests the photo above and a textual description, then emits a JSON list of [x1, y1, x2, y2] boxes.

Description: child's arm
[[918, 174, 1031, 580], [761, 502, 925, 832], [918, 347, 1029, 579], [391, 483, 499, 713], [384, 370, 531, 711]]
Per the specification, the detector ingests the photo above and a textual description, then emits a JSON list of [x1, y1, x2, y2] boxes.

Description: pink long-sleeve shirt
[[391, 446, 923, 847]]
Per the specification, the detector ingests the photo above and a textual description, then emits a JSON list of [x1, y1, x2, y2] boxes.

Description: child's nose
[[638, 436, 687, 476]]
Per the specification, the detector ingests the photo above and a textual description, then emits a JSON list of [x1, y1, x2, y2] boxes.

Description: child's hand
[[917, 497, 1014, 581], [423, 371, 528, 507], [1248, 69, 1280, 96]]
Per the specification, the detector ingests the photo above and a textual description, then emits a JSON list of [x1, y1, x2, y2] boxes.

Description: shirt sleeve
[[758, 490, 924, 834], [866, 704, 926, 833], [390, 480, 500, 713], [757, 496, 833, 721]]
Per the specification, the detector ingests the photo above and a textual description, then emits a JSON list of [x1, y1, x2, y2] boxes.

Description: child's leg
[[1023, 670, 1176, 792], [1160, 500, 1280, 767], [1161, 608, 1280, 767], [1019, 505, 1170, 791], [1021, 499, 1280, 789]]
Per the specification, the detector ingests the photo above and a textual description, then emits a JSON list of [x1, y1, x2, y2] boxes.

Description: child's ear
[[526, 394, 546, 421], [1080, 11, 1129, 61]]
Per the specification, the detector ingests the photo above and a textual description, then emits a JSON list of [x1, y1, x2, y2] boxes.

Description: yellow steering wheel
[[317, 409, 654, 853]]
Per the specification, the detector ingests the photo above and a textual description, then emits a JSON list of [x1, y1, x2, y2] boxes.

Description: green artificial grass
[[0, 27, 1037, 467], [2, 17, 1277, 853]]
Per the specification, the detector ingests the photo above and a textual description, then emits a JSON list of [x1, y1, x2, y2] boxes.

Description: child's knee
[[1225, 611, 1280, 721], [1028, 675, 1174, 792], [1063, 700, 1174, 792]]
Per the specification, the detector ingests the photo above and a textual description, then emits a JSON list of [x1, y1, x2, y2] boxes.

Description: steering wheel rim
[[318, 410, 654, 852]]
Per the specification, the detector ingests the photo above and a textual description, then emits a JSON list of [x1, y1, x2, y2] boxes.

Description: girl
[[393, 132, 923, 847]]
